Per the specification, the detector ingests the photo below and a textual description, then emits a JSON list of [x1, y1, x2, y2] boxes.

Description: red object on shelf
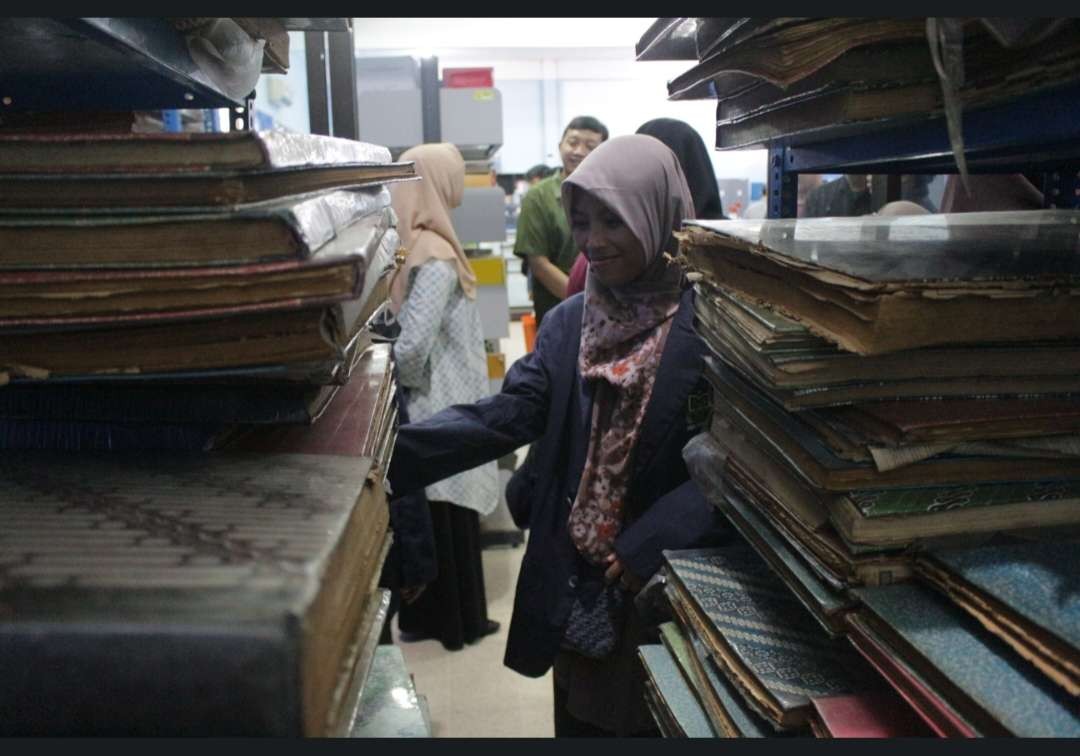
[[442, 68, 494, 88]]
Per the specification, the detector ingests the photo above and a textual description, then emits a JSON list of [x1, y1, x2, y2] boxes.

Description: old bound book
[[830, 480, 1080, 550], [713, 27, 1080, 148], [808, 691, 934, 738], [638, 644, 715, 738], [829, 397, 1080, 446], [850, 583, 1080, 737], [663, 546, 871, 730], [0, 129, 392, 175], [659, 618, 776, 738], [0, 133, 415, 210], [0, 187, 391, 269], [689, 427, 910, 587], [223, 343, 398, 473], [0, 254, 365, 328], [681, 211, 1080, 356], [0, 450, 390, 735], [693, 283, 1080, 409], [707, 358, 1080, 490], [0, 226, 397, 384], [915, 541, 1080, 697], [668, 18, 926, 98]]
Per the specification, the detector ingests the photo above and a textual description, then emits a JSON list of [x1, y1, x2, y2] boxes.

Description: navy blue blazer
[[387, 286, 728, 676]]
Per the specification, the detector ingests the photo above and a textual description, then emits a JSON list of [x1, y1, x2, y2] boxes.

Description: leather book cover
[[663, 545, 871, 729], [0, 188, 392, 269], [0, 129, 393, 174], [0, 254, 365, 329], [808, 691, 935, 738], [0, 449, 388, 735], [224, 343, 396, 466], [916, 541, 1080, 696], [852, 583, 1080, 737]]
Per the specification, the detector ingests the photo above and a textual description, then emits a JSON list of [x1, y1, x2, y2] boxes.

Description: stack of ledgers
[[636, 209, 1080, 738], [639, 18, 1080, 149], [0, 128, 417, 735]]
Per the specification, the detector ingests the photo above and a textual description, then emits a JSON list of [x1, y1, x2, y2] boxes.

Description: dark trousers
[[397, 500, 490, 651], [553, 678, 615, 737]]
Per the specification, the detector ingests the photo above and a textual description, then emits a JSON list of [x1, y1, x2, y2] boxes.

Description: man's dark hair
[[562, 116, 609, 142], [525, 164, 553, 182]]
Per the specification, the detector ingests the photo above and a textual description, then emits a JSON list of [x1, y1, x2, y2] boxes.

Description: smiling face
[[559, 128, 604, 177], [570, 190, 647, 289]]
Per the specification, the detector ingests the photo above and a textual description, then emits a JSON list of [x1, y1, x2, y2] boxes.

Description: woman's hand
[[400, 584, 427, 605], [603, 553, 644, 593]]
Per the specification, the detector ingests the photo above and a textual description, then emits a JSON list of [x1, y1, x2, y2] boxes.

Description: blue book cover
[[638, 644, 715, 738], [664, 545, 869, 728], [852, 582, 1080, 737], [918, 540, 1080, 696]]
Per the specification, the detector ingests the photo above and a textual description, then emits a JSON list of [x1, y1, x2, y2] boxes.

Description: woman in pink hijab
[[389, 143, 500, 651], [389, 135, 727, 735]]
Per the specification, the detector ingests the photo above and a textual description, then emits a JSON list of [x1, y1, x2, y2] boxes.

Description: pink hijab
[[561, 134, 695, 566], [389, 143, 477, 313]]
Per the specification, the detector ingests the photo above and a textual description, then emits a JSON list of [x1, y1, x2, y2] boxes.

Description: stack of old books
[[649, 210, 1080, 738], [0, 129, 413, 734], [640, 18, 1080, 149]]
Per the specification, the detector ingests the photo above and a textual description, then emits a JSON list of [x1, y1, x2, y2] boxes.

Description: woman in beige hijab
[[390, 142, 500, 651]]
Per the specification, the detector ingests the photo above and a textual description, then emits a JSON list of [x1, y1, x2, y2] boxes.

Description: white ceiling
[[352, 17, 655, 55]]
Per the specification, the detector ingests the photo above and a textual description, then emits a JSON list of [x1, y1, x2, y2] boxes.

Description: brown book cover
[[0, 450, 389, 735], [682, 211, 1080, 355]]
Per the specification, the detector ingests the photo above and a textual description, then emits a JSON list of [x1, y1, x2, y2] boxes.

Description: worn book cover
[[0, 187, 392, 269], [682, 211, 1080, 355], [0, 129, 392, 174], [223, 343, 397, 472], [638, 644, 715, 738], [707, 357, 1080, 490], [808, 691, 934, 738], [0, 225, 396, 385], [851, 583, 1080, 737], [832, 481, 1080, 549], [0, 450, 389, 735], [659, 613, 775, 738], [915, 541, 1080, 696], [844, 612, 979, 737], [663, 545, 871, 730]]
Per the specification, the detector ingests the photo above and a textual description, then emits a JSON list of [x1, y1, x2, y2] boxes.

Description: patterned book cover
[[679, 623, 777, 738], [848, 480, 1080, 519], [0, 450, 388, 735], [917, 541, 1080, 696], [663, 545, 869, 728], [717, 485, 854, 636], [852, 583, 1080, 737], [638, 644, 715, 738]]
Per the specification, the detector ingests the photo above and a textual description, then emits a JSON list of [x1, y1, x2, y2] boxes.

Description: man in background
[[514, 115, 608, 327]]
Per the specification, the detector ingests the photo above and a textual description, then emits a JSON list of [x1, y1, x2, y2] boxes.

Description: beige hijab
[[389, 143, 477, 312]]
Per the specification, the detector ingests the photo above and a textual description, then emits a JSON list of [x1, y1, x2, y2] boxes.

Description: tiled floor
[[391, 543, 554, 737], [392, 319, 554, 738]]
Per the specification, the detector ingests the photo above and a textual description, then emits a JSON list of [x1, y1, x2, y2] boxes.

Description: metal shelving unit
[[0, 18, 249, 111], [760, 79, 1080, 218]]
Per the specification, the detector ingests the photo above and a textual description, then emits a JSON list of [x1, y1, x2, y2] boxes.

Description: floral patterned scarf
[[561, 135, 695, 565]]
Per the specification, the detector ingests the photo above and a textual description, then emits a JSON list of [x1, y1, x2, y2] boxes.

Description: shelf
[[755, 81, 1080, 175], [0, 17, 249, 111], [280, 18, 351, 32]]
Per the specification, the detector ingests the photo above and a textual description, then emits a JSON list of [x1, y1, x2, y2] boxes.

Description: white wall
[[352, 18, 767, 184]]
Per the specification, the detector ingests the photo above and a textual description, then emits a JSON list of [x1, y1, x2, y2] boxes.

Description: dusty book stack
[[642, 18, 1080, 149], [642, 210, 1080, 738], [0, 129, 411, 734]]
